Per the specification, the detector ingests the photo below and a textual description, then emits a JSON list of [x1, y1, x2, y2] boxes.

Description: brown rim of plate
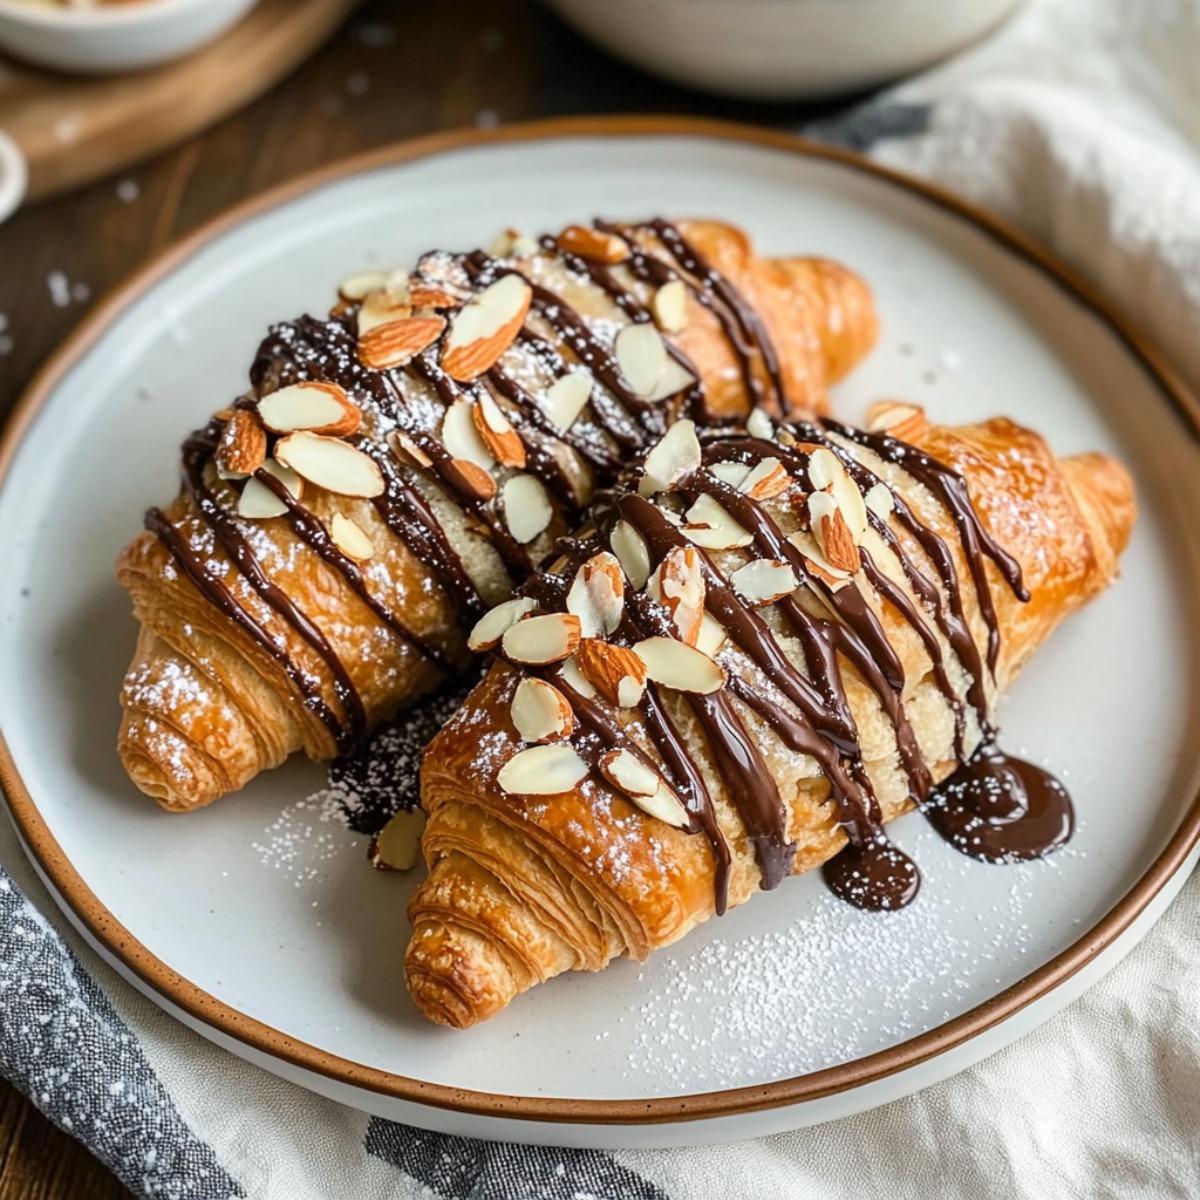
[[1, 115, 1198, 1127]]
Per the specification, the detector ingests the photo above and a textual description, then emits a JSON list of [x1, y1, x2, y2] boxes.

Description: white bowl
[[0, 0, 260, 74], [545, 0, 1023, 99]]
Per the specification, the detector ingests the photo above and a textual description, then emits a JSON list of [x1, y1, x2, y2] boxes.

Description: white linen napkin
[[1, 0, 1197, 1195]]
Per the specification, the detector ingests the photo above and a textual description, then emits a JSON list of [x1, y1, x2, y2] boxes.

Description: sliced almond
[[443, 457, 496, 503], [746, 407, 775, 441], [576, 638, 647, 708], [559, 653, 597, 700], [599, 749, 689, 828], [543, 371, 592, 432], [710, 461, 751, 490], [808, 447, 868, 540], [473, 391, 526, 468], [468, 596, 538, 652], [610, 519, 651, 590], [695, 611, 727, 658], [558, 224, 628, 264], [339, 271, 390, 303], [358, 314, 446, 371], [215, 409, 267, 477], [683, 494, 753, 550], [330, 512, 375, 561], [275, 431, 385, 498], [237, 460, 304, 520], [258, 381, 361, 437], [654, 546, 705, 646], [442, 274, 532, 381], [502, 474, 552, 544], [615, 323, 668, 399], [441, 398, 495, 469], [788, 529, 852, 590], [369, 808, 427, 871], [730, 558, 799, 607], [740, 457, 791, 501], [511, 678, 574, 743], [357, 286, 412, 336], [809, 491, 862, 573], [634, 637, 725, 694], [567, 551, 625, 638], [866, 400, 928, 443], [502, 612, 581, 665], [388, 430, 433, 470], [638, 419, 701, 497], [652, 279, 688, 334], [865, 482, 894, 519], [648, 356, 697, 402], [408, 283, 461, 311], [497, 743, 589, 796], [489, 228, 538, 259]]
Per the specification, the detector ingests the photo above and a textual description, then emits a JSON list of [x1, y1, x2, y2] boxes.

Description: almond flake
[[543, 371, 592, 431], [358, 314, 446, 370], [473, 391, 526, 468], [865, 482, 894, 518], [652, 279, 688, 334], [809, 491, 862, 573], [330, 512, 374, 561], [237, 460, 304, 519], [497, 743, 589, 796], [275, 432, 384, 498], [648, 356, 697, 402], [339, 271, 390, 303], [683, 494, 753, 550], [788, 529, 852, 589], [558, 224, 628, 264], [746, 408, 775, 440], [709, 461, 751, 490], [502, 474, 552, 544], [615, 323, 668, 399], [489, 228, 538, 258], [388, 430, 433, 469], [654, 546, 705, 646], [502, 613, 581, 665], [559, 653, 597, 700], [441, 398, 495, 469], [730, 558, 799, 607], [257, 381, 362, 437], [357, 286, 412, 335], [740, 457, 791, 501], [866, 400, 928, 443], [566, 552, 625, 638], [599, 749, 689, 828], [808, 446, 867, 540], [369, 808, 426, 871], [576, 638, 647, 708], [442, 274, 531, 381], [695, 611, 727, 657], [443, 457, 496, 502], [511, 678, 574, 743], [634, 637, 725, 694], [610, 519, 651, 590], [215, 409, 267, 477], [638, 419, 701, 496], [468, 596, 538, 652], [408, 283, 461, 311]]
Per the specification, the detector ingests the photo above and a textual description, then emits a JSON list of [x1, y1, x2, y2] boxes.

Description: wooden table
[[0, 2, 856, 1194]]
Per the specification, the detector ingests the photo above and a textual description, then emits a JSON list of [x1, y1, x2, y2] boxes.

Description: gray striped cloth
[[3, 0, 1199, 1192]]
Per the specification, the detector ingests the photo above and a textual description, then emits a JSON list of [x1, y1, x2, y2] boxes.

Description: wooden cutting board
[[0, 0, 358, 203]]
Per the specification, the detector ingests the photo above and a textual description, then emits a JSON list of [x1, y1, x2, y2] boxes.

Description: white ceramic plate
[[2, 120, 1198, 1149]]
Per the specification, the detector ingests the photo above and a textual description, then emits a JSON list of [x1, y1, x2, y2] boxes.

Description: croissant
[[115, 220, 878, 811], [407, 404, 1135, 1028]]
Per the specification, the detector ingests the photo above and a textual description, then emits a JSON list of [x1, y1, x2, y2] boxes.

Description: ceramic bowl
[[0, 0, 259, 74], [545, 0, 1023, 99]]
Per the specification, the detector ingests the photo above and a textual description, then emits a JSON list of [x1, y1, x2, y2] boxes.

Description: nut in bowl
[[0, 0, 260, 73]]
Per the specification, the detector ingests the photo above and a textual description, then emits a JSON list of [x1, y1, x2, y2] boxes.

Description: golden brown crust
[[408, 417, 1136, 1028]]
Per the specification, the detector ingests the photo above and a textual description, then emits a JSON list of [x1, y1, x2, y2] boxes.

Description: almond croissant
[[407, 405, 1135, 1028], [116, 220, 878, 810]]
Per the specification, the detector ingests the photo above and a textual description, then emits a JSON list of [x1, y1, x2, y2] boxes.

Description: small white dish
[[0, 129, 27, 223], [546, 0, 1024, 99], [0, 0, 259, 74], [0, 121, 1197, 1147]]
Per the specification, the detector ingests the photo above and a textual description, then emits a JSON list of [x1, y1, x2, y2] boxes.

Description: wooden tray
[[0, 0, 357, 204]]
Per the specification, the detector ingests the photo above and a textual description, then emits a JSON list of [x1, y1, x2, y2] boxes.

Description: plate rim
[[1, 114, 1198, 1126]]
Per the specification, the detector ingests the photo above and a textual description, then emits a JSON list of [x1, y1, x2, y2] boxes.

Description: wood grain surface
[[0, 2, 856, 1194]]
